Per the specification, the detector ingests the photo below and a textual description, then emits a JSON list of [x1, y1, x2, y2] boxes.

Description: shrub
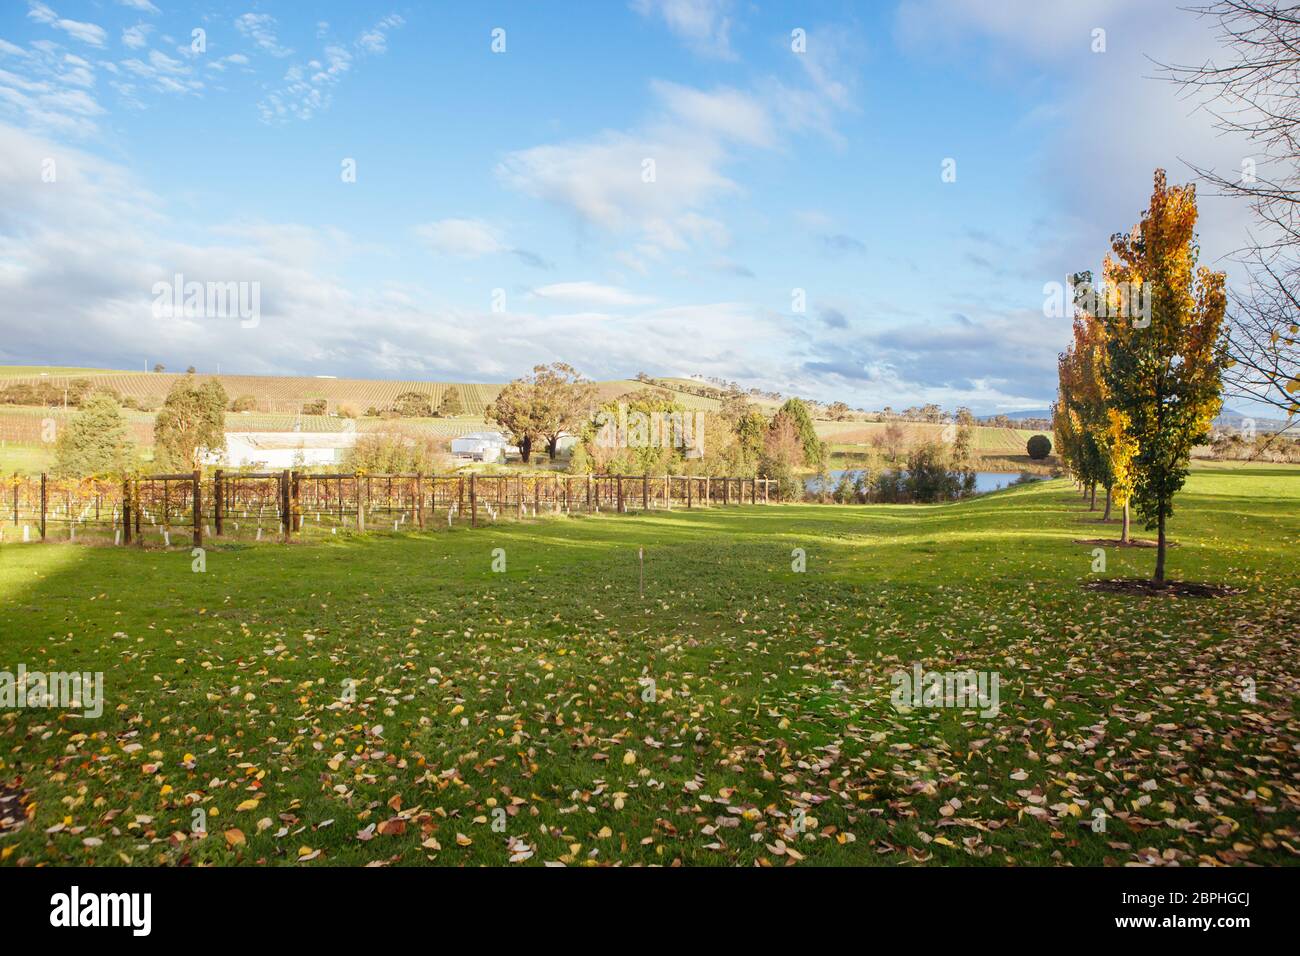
[[230, 394, 259, 412], [873, 469, 907, 503], [1026, 434, 1052, 460], [302, 399, 328, 415], [344, 430, 448, 474], [905, 442, 969, 503], [391, 391, 434, 417], [438, 387, 464, 417], [758, 453, 802, 501]]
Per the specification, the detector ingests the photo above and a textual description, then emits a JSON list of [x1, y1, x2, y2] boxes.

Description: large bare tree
[[1162, 1, 1300, 418]]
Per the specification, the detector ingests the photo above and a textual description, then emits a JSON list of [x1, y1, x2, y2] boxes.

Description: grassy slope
[[0, 465, 1295, 867]]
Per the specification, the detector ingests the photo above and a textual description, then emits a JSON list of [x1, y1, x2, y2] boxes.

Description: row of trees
[[53, 374, 227, 478], [2, 378, 153, 411], [1054, 171, 1227, 583]]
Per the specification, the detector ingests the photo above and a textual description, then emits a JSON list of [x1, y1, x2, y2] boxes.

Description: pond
[[805, 469, 1044, 495]]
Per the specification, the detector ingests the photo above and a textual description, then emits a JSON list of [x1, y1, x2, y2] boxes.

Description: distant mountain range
[[1212, 408, 1289, 433], [979, 407, 1289, 433], [976, 409, 1051, 423]]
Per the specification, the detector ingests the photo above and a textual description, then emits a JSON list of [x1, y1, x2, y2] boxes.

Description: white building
[[205, 432, 359, 470], [450, 430, 515, 462]]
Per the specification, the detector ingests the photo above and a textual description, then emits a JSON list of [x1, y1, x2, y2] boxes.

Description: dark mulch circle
[[1083, 579, 1242, 599], [1073, 537, 1174, 549]]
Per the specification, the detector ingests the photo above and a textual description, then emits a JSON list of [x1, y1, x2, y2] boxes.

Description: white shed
[[450, 430, 514, 462], [205, 432, 358, 470]]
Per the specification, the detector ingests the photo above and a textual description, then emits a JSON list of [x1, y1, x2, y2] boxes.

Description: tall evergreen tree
[[776, 398, 826, 468], [53, 394, 133, 478]]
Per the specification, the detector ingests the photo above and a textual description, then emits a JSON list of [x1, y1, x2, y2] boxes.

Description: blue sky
[[0, 0, 1263, 413]]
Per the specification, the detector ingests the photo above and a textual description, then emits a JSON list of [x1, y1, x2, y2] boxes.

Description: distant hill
[[977, 409, 1052, 423], [974, 405, 1288, 433], [1213, 408, 1289, 433]]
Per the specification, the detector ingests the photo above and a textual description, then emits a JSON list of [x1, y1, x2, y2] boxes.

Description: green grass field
[[0, 444, 54, 475], [1, 466, 1296, 866]]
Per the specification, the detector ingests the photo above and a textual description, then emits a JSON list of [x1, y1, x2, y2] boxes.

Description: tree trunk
[[1089, 483, 1096, 510], [520, 436, 532, 463], [547, 436, 560, 459], [1102, 485, 1112, 521], [1154, 509, 1167, 585], [1121, 501, 1130, 544]]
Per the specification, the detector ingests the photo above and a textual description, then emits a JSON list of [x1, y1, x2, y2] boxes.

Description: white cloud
[[498, 72, 849, 264], [0, 39, 107, 135], [649, 80, 773, 146], [118, 44, 203, 97], [116, 0, 161, 13], [235, 13, 292, 58], [356, 14, 405, 55], [206, 52, 250, 72], [631, 0, 737, 60], [253, 15, 402, 123], [498, 128, 737, 233], [27, 3, 108, 48], [121, 24, 152, 50], [0, 123, 792, 387], [415, 218, 506, 257], [414, 218, 550, 269], [530, 281, 655, 307], [894, 0, 1258, 274]]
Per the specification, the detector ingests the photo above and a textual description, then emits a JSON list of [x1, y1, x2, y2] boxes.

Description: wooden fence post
[[213, 469, 224, 536], [586, 475, 593, 511], [134, 478, 143, 546], [122, 478, 132, 545], [617, 476, 624, 514], [39, 472, 46, 541], [281, 470, 291, 541], [470, 474, 478, 527], [355, 473, 365, 532], [192, 469, 203, 548], [642, 474, 649, 510], [458, 476, 465, 516], [415, 473, 424, 529], [12, 472, 18, 526]]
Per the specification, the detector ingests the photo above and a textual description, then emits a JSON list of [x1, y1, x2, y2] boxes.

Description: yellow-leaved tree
[[1102, 170, 1227, 583]]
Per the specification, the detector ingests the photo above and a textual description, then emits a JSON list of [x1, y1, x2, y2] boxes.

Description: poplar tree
[[1102, 171, 1227, 583]]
